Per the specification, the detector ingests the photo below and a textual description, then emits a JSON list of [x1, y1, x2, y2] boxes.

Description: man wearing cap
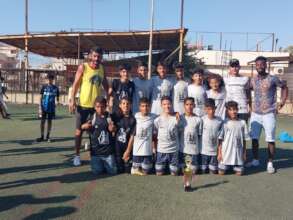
[[247, 56, 288, 174], [224, 59, 251, 122]]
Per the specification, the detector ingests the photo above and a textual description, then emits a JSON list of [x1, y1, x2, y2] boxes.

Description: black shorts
[[75, 106, 94, 130], [238, 113, 249, 123], [41, 111, 55, 120]]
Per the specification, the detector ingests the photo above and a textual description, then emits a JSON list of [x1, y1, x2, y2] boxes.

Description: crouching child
[[81, 97, 117, 175]]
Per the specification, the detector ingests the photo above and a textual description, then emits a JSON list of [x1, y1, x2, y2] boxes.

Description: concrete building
[[0, 43, 19, 69], [192, 50, 291, 77]]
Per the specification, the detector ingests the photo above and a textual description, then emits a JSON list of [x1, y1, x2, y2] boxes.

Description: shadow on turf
[[0, 137, 73, 146], [19, 115, 72, 121], [23, 207, 77, 220], [0, 146, 74, 157], [0, 162, 72, 175], [191, 180, 229, 191], [245, 148, 293, 175], [0, 194, 76, 213], [0, 171, 111, 190]]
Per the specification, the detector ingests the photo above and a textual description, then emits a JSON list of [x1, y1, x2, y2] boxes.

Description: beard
[[257, 68, 266, 76]]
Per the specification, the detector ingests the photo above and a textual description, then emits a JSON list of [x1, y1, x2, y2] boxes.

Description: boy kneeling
[[82, 97, 117, 175]]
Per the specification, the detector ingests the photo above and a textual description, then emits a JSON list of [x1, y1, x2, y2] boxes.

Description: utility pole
[[24, 0, 29, 104], [147, 0, 154, 79], [128, 0, 131, 31], [90, 0, 94, 31], [179, 0, 184, 62]]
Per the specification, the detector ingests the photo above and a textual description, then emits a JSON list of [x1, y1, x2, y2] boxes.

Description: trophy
[[183, 155, 193, 192]]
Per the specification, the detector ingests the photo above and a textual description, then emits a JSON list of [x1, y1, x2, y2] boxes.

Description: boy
[[81, 97, 117, 175], [109, 63, 134, 114], [36, 74, 59, 142], [0, 74, 10, 118], [179, 97, 202, 175], [151, 61, 174, 115], [132, 61, 152, 114], [154, 96, 179, 176], [218, 101, 249, 176], [224, 59, 251, 122], [201, 99, 223, 174], [188, 68, 207, 117], [112, 97, 136, 173], [123, 98, 156, 175], [206, 74, 226, 120], [173, 62, 189, 114]]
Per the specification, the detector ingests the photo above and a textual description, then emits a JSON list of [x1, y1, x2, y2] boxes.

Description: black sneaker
[[36, 137, 44, 142]]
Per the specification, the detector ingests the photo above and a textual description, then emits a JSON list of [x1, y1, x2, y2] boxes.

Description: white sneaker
[[267, 162, 275, 174], [245, 159, 260, 168], [73, 155, 81, 166]]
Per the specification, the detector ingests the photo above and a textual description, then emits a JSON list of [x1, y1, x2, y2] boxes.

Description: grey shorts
[[75, 106, 94, 130]]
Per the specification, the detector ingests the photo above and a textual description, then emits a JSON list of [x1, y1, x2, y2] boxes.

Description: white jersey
[[132, 77, 152, 114], [224, 76, 250, 114], [133, 112, 156, 156], [201, 115, 223, 156], [173, 79, 189, 114], [187, 84, 207, 117], [179, 114, 202, 155], [219, 119, 249, 165], [154, 115, 179, 153], [150, 76, 174, 115], [206, 89, 226, 119]]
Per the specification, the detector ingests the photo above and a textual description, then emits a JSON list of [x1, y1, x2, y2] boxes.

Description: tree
[[283, 45, 293, 55]]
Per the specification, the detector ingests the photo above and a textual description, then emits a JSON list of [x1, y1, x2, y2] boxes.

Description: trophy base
[[184, 185, 192, 192]]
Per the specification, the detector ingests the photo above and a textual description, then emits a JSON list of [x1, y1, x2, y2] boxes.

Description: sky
[[0, 0, 292, 64]]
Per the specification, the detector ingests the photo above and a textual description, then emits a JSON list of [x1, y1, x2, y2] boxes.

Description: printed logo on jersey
[[177, 92, 186, 102], [137, 127, 149, 139], [167, 127, 177, 141], [118, 90, 127, 100], [90, 75, 102, 86], [186, 132, 196, 144], [98, 131, 110, 145], [117, 128, 127, 143]]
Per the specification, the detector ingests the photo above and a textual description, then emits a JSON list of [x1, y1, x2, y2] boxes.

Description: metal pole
[[128, 0, 131, 31], [24, 0, 29, 104], [90, 0, 94, 31], [219, 32, 222, 51], [77, 34, 81, 63], [178, 0, 184, 62], [147, 0, 154, 79], [246, 32, 249, 51], [272, 33, 275, 52]]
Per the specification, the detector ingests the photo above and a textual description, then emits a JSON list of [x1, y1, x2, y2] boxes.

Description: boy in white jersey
[[132, 62, 152, 114], [124, 98, 156, 175], [201, 99, 223, 174], [151, 61, 173, 115], [188, 68, 207, 117], [224, 59, 251, 122], [173, 62, 188, 114], [218, 101, 249, 176], [207, 74, 226, 120], [154, 96, 179, 176], [179, 97, 202, 175]]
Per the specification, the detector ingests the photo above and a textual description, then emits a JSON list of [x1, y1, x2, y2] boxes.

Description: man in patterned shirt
[[248, 56, 288, 174]]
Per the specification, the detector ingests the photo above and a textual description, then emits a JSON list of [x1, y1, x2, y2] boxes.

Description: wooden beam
[[107, 33, 123, 52]]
